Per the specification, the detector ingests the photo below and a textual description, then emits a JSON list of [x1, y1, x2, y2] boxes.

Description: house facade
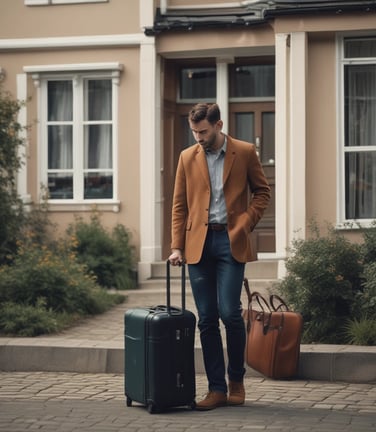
[[0, 0, 375, 281]]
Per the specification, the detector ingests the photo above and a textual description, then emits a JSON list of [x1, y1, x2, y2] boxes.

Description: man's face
[[189, 119, 222, 152]]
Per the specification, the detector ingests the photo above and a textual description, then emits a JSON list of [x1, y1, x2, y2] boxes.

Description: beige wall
[[274, 13, 376, 34], [306, 32, 337, 229], [0, 0, 140, 38], [156, 25, 275, 57]]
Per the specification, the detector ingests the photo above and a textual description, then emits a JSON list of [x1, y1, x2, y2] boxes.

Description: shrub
[[0, 240, 96, 314], [360, 221, 376, 265], [277, 221, 364, 344], [344, 317, 376, 346], [0, 301, 59, 336], [0, 236, 125, 336], [354, 222, 376, 322], [0, 87, 26, 264], [356, 261, 376, 320], [67, 212, 137, 290]]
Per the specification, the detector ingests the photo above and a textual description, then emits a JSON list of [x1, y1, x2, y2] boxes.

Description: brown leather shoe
[[195, 391, 227, 411], [227, 380, 245, 406]]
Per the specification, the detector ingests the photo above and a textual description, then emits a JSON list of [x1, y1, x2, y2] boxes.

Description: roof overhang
[[144, 1, 376, 36]]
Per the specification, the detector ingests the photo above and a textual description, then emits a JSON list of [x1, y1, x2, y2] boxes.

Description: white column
[[289, 32, 307, 243], [138, 1, 161, 281], [16, 73, 31, 207], [275, 33, 289, 278], [216, 57, 233, 133]]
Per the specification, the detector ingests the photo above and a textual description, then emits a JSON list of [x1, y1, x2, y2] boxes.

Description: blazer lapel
[[223, 136, 236, 185], [195, 145, 211, 189]]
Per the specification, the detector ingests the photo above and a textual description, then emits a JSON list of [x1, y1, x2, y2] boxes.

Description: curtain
[[345, 64, 376, 219], [47, 80, 73, 170], [84, 80, 112, 170]]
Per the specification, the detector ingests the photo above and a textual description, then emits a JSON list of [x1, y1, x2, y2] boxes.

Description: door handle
[[255, 136, 261, 158]]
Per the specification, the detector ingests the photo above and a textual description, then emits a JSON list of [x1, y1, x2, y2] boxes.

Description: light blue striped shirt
[[206, 137, 227, 224]]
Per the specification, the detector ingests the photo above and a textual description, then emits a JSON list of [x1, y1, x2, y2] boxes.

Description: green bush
[[360, 221, 376, 264], [276, 221, 371, 344], [0, 301, 59, 336], [356, 261, 376, 320], [0, 240, 95, 314], [67, 213, 137, 290], [0, 87, 26, 265], [344, 317, 376, 346], [0, 236, 125, 336]]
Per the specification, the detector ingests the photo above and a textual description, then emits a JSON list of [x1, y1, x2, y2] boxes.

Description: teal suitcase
[[124, 262, 196, 413]]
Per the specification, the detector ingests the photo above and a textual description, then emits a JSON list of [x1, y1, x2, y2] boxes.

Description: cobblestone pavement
[[0, 372, 375, 432]]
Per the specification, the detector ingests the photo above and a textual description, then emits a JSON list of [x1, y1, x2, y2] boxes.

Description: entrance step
[[150, 259, 279, 280]]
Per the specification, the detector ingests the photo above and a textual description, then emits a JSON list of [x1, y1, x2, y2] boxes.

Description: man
[[169, 103, 271, 410]]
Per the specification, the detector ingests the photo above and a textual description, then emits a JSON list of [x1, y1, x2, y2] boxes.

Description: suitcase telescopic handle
[[166, 260, 186, 313]]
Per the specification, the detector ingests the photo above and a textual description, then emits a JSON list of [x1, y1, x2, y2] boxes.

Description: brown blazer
[[171, 135, 271, 264]]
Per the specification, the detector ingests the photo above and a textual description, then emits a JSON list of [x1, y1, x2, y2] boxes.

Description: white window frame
[[337, 33, 376, 229], [25, 63, 122, 212]]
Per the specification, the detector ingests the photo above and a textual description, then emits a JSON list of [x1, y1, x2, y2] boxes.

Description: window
[[340, 37, 376, 222], [36, 71, 119, 203], [229, 64, 275, 99], [179, 67, 216, 101]]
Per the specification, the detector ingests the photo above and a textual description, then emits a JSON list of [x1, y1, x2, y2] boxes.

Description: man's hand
[[168, 249, 183, 266]]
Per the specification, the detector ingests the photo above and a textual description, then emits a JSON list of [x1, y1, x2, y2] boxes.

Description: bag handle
[[269, 294, 290, 312], [243, 278, 252, 302], [243, 278, 271, 312], [243, 279, 272, 333]]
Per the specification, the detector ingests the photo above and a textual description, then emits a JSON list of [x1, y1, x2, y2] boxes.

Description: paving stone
[[0, 372, 375, 431]]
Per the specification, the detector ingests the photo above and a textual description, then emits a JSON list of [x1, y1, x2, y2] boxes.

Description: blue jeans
[[188, 229, 246, 394]]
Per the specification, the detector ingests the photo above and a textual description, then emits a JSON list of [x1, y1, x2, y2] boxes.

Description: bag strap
[[269, 294, 290, 312], [243, 278, 252, 302], [243, 278, 272, 333], [243, 278, 271, 312]]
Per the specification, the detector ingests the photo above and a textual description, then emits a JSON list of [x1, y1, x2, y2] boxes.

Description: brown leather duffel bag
[[243, 279, 303, 379]]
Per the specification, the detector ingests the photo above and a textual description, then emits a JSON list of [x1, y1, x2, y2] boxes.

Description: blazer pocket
[[239, 212, 252, 234]]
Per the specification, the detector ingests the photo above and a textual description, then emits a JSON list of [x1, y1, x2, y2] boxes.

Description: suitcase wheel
[[190, 401, 196, 410], [147, 403, 158, 414], [126, 396, 132, 407]]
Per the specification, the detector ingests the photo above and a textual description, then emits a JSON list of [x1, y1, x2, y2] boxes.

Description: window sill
[[47, 201, 121, 213], [336, 219, 376, 230], [25, 0, 108, 6]]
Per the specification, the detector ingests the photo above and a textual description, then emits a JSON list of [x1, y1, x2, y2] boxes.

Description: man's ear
[[216, 120, 223, 130]]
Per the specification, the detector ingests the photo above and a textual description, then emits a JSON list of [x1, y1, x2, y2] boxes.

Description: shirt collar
[[221, 135, 227, 153], [206, 134, 227, 155]]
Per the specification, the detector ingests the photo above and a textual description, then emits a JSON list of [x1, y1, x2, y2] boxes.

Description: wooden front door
[[229, 102, 276, 252]]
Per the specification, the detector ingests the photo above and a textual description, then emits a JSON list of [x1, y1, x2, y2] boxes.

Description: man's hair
[[189, 103, 221, 125]]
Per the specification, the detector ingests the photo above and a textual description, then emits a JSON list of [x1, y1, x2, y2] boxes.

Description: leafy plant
[[344, 317, 376, 346], [0, 234, 125, 336], [0, 300, 59, 337], [0, 87, 26, 264], [356, 261, 376, 320], [360, 221, 376, 265], [276, 220, 364, 344], [67, 212, 137, 290]]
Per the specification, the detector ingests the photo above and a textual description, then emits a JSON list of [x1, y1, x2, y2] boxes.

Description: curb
[[0, 338, 375, 383]]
